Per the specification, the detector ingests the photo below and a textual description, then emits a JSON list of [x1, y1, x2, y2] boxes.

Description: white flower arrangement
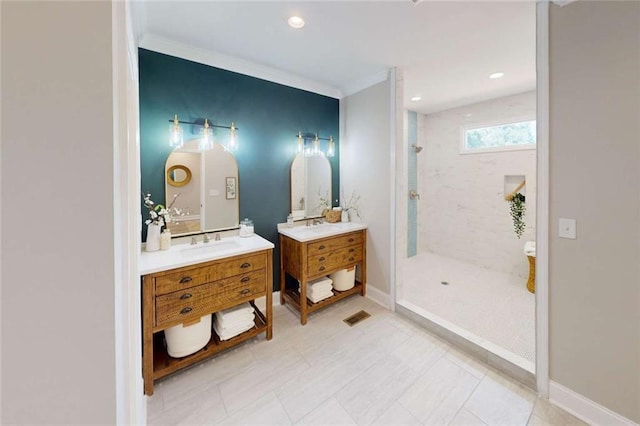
[[341, 188, 362, 220], [142, 192, 183, 228]]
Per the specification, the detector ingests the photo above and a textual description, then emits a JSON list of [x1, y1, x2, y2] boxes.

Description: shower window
[[461, 119, 536, 154]]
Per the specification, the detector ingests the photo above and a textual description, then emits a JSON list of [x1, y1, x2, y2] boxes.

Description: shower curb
[[395, 302, 537, 391]]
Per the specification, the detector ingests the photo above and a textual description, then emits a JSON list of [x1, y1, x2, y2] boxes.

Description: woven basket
[[324, 210, 342, 223]]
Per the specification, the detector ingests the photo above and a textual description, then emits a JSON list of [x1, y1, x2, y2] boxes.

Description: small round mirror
[[166, 165, 192, 187]]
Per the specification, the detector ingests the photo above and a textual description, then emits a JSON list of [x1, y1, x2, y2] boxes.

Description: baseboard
[[365, 285, 391, 309], [549, 381, 638, 426]]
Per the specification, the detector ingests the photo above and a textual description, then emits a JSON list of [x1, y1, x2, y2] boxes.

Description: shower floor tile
[[398, 251, 535, 366]]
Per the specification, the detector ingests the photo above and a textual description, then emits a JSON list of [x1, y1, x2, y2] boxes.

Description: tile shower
[[397, 92, 537, 375]]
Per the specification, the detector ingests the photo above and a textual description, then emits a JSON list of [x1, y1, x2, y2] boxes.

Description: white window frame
[[460, 116, 537, 154]]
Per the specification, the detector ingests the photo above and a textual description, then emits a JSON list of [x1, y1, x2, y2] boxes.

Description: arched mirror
[[290, 153, 332, 219], [165, 139, 239, 236]]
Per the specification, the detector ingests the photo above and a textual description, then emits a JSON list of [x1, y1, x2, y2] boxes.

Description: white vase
[[341, 210, 350, 223], [146, 223, 161, 252]]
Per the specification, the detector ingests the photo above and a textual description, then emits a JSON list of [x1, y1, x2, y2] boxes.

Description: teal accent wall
[[139, 49, 340, 290], [407, 110, 418, 257]]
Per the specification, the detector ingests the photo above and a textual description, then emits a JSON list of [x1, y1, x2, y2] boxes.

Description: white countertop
[[277, 221, 367, 243], [139, 234, 274, 275]]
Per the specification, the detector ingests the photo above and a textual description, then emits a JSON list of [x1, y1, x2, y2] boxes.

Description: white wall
[[340, 79, 393, 296], [548, 2, 640, 423], [418, 92, 536, 278], [1, 2, 118, 424]]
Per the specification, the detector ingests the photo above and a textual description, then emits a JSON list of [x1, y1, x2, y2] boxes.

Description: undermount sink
[[180, 240, 241, 258]]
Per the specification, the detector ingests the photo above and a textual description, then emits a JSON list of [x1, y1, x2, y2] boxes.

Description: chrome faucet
[[203, 233, 211, 243], [214, 233, 221, 241], [191, 236, 198, 245], [313, 218, 323, 225]]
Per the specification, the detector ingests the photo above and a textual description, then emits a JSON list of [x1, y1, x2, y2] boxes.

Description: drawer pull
[[240, 262, 251, 269], [241, 277, 251, 283], [180, 307, 193, 315], [179, 276, 193, 284], [319, 266, 325, 271], [319, 257, 325, 262], [349, 248, 355, 253], [239, 288, 251, 295], [349, 257, 355, 262], [180, 293, 192, 300], [348, 238, 355, 242], [318, 245, 326, 250]]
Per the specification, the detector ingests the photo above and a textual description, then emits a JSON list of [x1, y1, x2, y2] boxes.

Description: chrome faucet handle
[[203, 233, 211, 243], [306, 220, 311, 227], [191, 236, 198, 245], [214, 233, 221, 241]]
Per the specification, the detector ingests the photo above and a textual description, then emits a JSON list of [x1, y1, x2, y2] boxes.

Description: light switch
[[209, 189, 220, 197], [558, 218, 577, 239]]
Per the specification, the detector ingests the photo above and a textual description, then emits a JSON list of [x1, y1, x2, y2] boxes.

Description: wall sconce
[[169, 115, 184, 148], [296, 132, 335, 157], [168, 115, 238, 152]]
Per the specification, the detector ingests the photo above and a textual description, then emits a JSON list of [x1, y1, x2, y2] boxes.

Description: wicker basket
[[324, 210, 342, 223]]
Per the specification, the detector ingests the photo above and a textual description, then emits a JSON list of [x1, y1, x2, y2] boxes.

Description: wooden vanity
[[140, 237, 273, 395], [279, 223, 367, 325]]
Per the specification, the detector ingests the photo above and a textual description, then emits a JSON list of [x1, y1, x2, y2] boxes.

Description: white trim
[[114, 1, 145, 424], [341, 69, 390, 98], [389, 67, 397, 312], [549, 381, 639, 426], [535, 1, 550, 399], [366, 285, 392, 310], [139, 34, 342, 99]]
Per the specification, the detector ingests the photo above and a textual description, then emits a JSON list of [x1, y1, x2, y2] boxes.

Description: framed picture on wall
[[226, 177, 237, 199]]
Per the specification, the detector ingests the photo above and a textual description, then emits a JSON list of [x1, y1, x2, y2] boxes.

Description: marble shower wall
[[417, 91, 536, 278]]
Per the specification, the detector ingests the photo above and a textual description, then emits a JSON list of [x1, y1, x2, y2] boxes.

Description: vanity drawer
[[209, 253, 266, 282], [155, 270, 266, 327], [307, 232, 363, 257], [155, 267, 209, 295], [154, 253, 267, 295], [307, 245, 363, 276]]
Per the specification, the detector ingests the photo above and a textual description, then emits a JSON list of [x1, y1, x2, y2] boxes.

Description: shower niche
[[504, 175, 526, 201]]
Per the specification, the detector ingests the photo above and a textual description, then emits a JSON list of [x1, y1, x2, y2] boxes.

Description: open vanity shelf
[[279, 224, 367, 325], [140, 239, 273, 396], [151, 300, 267, 381], [281, 282, 364, 316]]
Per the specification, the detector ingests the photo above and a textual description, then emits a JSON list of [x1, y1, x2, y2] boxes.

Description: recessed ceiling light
[[410, 96, 422, 101], [288, 16, 305, 29], [489, 72, 505, 79]]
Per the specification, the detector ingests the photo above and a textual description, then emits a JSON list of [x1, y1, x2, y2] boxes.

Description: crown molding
[[138, 34, 342, 99]]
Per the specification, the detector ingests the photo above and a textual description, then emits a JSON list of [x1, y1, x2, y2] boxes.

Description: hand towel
[[213, 320, 255, 341], [215, 313, 255, 330], [217, 302, 254, 318]]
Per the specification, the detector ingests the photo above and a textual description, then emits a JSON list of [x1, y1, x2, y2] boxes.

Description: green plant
[[508, 193, 526, 238]]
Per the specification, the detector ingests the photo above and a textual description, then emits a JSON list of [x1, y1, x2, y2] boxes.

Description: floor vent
[[343, 310, 371, 326]]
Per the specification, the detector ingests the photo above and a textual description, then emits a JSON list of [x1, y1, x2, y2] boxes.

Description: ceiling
[[135, 1, 536, 115]]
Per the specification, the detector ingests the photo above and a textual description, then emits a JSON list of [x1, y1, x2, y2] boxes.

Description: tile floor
[[147, 296, 582, 426], [398, 252, 535, 367]]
